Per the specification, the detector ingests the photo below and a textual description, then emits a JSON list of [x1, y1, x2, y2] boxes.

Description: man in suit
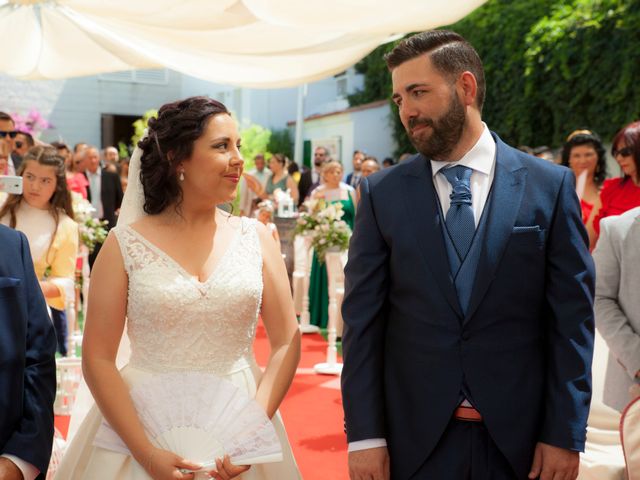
[[346, 150, 365, 189], [83, 146, 123, 267], [0, 112, 21, 174], [0, 224, 57, 480], [298, 145, 328, 206], [341, 30, 595, 480], [593, 206, 640, 412]]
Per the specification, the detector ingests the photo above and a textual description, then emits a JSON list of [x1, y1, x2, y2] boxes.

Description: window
[[336, 76, 348, 98], [100, 69, 169, 85]]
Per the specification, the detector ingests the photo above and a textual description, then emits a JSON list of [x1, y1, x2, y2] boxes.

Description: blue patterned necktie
[[441, 165, 475, 261]]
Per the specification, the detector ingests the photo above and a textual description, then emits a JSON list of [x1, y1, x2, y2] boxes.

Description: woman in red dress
[[561, 129, 607, 244], [591, 120, 640, 248]]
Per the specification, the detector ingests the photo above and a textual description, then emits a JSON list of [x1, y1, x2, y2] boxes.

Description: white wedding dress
[[55, 217, 301, 479]]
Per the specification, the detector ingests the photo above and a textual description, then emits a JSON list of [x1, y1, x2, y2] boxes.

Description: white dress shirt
[[348, 124, 496, 453], [1, 454, 39, 480], [86, 167, 103, 219]]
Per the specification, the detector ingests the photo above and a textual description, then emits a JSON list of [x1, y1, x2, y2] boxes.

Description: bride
[[55, 96, 302, 480]]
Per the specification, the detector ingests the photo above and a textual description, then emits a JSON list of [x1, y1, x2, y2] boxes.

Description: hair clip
[[566, 129, 593, 141]]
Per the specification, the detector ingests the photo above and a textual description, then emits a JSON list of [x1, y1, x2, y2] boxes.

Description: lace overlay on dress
[[111, 217, 263, 374]]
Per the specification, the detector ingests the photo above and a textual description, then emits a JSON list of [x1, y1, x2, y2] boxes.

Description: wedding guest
[[561, 129, 607, 245], [51, 141, 72, 170], [288, 160, 301, 184], [298, 146, 328, 206], [346, 150, 365, 188], [0, 112, 18, 175], [593, 206, 640, 412], [64, 143, 90, 199], [382, 157, 395, 168], [361, 158, 381, 178], [256, 200, 280, 243], [592, 121, 640, 247], [104, 146, 119, 164], [13, 132, 34, 170], [247, 153, 299, 205], [342, 30, 594, 480], [0, 139, 9, 207], [83, 146, 123, 268], [308, 161, 356, 329], [358, 159, 381, 203], [0, 146, 79, 356], [239, 153, 271, 216], [0, 223, 57, 480]]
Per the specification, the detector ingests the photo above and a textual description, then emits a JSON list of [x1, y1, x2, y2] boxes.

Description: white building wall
[[1, 66, 384, 153], [302, 113, 353, 167], [352, 103, 395, 162]]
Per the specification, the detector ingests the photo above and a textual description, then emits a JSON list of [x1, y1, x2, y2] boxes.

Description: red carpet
[[253, 323, 348, 479], [55, 323, 348, 479]]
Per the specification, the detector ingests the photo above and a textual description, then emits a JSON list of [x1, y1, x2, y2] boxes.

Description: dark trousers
[[410, 419, 518, 480], [50, 307, 68, 356]]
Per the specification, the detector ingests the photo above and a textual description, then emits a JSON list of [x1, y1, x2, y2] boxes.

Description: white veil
[[67, 133, 148, 440]]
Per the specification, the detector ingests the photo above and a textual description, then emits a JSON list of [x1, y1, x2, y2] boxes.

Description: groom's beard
[[407, 90, 466, 161]]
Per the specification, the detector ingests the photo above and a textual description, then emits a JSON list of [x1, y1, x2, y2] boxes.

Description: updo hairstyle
[[138, 96, 229, 214]]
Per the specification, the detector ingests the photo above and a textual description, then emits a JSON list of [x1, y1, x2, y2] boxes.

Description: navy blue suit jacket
[[0, 225, 57, 476], [341, 134, 595, 479]]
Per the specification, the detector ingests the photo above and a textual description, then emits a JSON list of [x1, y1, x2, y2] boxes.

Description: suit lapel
[[402, 156, 463, 318], [464, 137, 527, 323]]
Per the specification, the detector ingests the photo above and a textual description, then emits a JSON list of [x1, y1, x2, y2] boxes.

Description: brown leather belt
[[454, 405, 483, 422]]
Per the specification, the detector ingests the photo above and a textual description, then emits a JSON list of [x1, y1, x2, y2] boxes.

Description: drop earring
[[179, 170, 185, 182]]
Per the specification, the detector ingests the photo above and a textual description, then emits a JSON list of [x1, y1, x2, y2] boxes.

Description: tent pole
[[293, 83, 307, 168]]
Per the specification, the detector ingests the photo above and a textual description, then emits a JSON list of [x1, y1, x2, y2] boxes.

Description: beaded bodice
[[112, 218, 262, 374]]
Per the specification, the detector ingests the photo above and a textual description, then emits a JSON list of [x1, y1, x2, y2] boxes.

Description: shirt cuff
[[1, 454, 40, 480], [348, 438, 387, 452]]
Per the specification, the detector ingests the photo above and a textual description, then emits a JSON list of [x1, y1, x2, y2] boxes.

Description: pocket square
[[512, 225, 542, 233], [0, 277, 21, 289]]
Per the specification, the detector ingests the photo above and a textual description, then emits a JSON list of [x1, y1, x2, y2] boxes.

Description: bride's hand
[[207, 455, 250, 480], [140, 447, 202, 480]]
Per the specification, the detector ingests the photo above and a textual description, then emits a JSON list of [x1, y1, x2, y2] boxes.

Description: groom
[[0, 224, 57, 479], [341, 30, 595, 479]]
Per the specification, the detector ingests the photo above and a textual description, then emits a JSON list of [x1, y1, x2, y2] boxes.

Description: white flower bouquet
[[296, 199, 351, 262], [71, 192, 108, 253]]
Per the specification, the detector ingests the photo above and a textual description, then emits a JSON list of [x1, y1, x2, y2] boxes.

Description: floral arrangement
[[11, 109, 52, 137], [296, 199, 351, 262], [71, 192, 108, 253]]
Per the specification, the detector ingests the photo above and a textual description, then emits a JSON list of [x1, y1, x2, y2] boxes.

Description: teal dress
[[265, 174, 289, 195], [308, 193, 355, 329]]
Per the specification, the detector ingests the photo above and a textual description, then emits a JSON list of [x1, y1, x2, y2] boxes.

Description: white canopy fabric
[[1, 0, 486, 88]]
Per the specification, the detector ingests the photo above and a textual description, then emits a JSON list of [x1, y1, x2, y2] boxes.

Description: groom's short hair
[[384, 30, 486, 111]]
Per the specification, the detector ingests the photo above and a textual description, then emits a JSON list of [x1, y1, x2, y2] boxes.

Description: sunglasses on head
[[0, 131, 17, 139], [613, 147, 633, 158]]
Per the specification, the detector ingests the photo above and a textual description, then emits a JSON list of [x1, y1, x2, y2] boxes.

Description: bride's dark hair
[[138, 96, 229, 214]]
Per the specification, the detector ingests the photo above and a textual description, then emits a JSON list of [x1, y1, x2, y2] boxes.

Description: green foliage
[[347, 42, 396, 106], [348, 0, 640, 150], [267, 128, 293, 159], [131, 109, 158, 147], [117, 141, 129, 159], [240, 124, 271, 171], [348, 41, 414, 157]]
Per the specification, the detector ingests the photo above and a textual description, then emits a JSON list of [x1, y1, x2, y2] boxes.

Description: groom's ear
[[458, 71, 477, 108]]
